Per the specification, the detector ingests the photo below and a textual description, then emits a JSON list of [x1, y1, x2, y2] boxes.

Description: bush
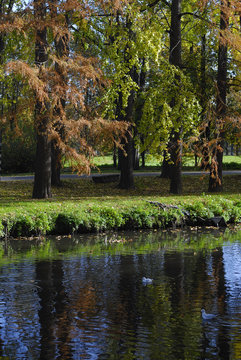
[[121, 207, 152, 230], [78, 207, 124, 232], [54, 213, 81, 235], [184, 202, 214, 220], [0, 199, 240, 239], [9, 213, 36, 237]]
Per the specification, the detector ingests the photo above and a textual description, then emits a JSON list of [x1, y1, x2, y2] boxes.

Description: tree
[[50, 3, 70, 187], [168, 0, 183, 194], [32, 0, 52, 198], [135, 0, 200, 190], [0, 0, 16, 178], [3, 0, 129, 198]]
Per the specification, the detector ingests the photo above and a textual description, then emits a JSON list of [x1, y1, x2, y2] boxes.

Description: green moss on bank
[[0, 176, 240, 238], [0, 198, 240, 238]]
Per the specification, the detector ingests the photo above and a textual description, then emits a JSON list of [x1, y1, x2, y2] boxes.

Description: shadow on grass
[[0, 175, 240, 205]]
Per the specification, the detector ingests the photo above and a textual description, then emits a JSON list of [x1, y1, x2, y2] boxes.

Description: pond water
[[0, 228, 241, 359]]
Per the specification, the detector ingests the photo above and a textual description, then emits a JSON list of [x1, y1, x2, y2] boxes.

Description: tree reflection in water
[[0, 228, 239, 359]]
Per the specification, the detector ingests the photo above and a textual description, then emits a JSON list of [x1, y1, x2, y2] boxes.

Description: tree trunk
[[169, 129, 182, 194], [118, 18, 136, 189], [113, 142, 117, 168], [133, 126, 140, 170], [141, 150, 145, 168], [51, 142, 61, 186], [33, 114, 52, 199], [200, 34, 210, 170], [32, 0, 52, 199], [51, 10, 69, 186], [160, 150, 171, 178], [208, 1, 228, 192], [119, 126, 134, 189], [168, 0, 182, 194], [119, 82, 135, 189], [118, 86, 135, 188], [133, 147, 140, 170]]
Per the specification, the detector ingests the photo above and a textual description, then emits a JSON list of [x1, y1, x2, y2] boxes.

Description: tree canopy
[[0, 0, 240, 197]]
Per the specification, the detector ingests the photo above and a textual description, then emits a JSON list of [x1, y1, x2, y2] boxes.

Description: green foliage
[[9, 213, 36, 237], [183, 198, 241, 224], [7, 210, 55, 237], [2, 121, 35, 173], [137, 64, 201, 154], [54, 212, 82, 235], [184, 202, 214, 220], [0, 222, 4, 238], [121, 206, 156, 229], [78, 207, 124, 232], [1, 197, 239, 238]]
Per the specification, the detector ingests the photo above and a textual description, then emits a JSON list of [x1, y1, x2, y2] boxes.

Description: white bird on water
[[201, 309, 216, 320], [142, 277, 153, 285]]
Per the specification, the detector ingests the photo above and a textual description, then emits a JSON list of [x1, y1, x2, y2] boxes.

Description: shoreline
[[1, 198, 240, 239]]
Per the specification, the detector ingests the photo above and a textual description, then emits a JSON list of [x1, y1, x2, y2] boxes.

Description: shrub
[[9, 213, 36, 237], [54, 213, 81, 235], [183, 202, 214, 220], [34, 212, 55, 234], [79, 207, 124, 232]]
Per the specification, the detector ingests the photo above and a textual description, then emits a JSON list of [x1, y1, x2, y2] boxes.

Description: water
[[0, 228, 240, 359]]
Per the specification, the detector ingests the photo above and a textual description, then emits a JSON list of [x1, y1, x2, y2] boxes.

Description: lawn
[[0, 172, 240, 238], [0, 174, 240, 212], [61, 154, 241, 173]]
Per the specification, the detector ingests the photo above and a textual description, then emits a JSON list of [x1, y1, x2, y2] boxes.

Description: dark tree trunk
[[133, 60, 146, 171], [51, 143, 61, 186], [169, 129, 182, 194], [208, 1, 228, 192], [118, 18, 136, 189], [113, 142, 117, 168], [118, 75, 135, 189], [141, 150, 145, 168], [33, 115, 52, 198], [168, 0, 182, 194], [118, 84, 135, 189], [160, 150, 171, 178], [200, 34, 210, 170], [51, 10, 69, 186], [32, 0, 52, 199], [119, 126, 134, 189], [118, 86, 135, 189], [133, 127, 140, 170], [133, 147, 140, 170]]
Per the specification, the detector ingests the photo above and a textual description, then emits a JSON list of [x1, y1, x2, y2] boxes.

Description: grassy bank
[[0, 175, 240, 238]]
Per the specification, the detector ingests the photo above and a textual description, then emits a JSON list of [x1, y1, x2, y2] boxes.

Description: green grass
[[0, 175, 240, 212], [92, 154, 241, 172], [0, 175, 240, 237]]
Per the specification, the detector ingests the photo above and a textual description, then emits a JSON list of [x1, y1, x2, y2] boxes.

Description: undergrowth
[[0, 199, 240, 238]]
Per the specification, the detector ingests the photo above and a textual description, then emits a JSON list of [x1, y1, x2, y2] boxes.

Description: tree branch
[[141, 0, 171, 13], [179, 11, 215, 27]]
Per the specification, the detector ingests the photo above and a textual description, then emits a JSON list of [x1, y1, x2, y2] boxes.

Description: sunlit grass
[[61, 154, 241, 173], [0, 175, 240, 216]]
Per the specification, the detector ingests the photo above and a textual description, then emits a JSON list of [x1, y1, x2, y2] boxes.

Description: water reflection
[[0, 228, 240, 359]]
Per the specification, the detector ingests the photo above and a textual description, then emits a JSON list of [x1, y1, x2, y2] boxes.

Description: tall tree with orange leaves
[[2, 0, 129, 198]]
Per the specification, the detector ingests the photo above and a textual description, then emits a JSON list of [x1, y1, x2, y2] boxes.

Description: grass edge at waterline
[[1, 198, 240, 238]]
